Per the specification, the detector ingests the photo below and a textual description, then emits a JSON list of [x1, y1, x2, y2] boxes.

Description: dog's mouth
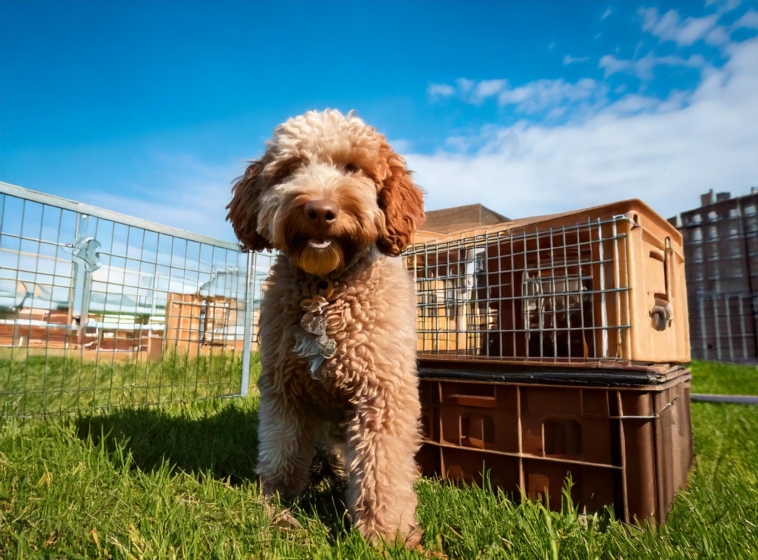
[[307, 239, 333, 249]]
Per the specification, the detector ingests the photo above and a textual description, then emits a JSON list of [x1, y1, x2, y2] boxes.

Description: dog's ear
[[376, 149, 425, 257], [226, 160, 273, 251]]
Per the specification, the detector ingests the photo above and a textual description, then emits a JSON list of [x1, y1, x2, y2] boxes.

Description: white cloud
[[432, 76, 606, 116], [471, 79, 508, 104], [675, 14, 721, 45], [548, 43, 556, 49], [599, 52, 706, 80], [598, 93, 660, 115], [563, 54, 590, 65], [639, 7, 720, 45], [498, 78, 603, 114], [706, 0, 742, 13], [407, 37, 758, 221], [733, 9, 758, 30], [429, 79, 510, 105], [455, 78, 475, 94], [427, 83, 456, 99], [639, 4, 757, 47], [706, 25, 731, 45], [601, 8, 612, 21]]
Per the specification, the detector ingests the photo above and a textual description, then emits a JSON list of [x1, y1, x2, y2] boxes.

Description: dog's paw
[[271, 508, 304, 531], [361, 524, 424, 551]]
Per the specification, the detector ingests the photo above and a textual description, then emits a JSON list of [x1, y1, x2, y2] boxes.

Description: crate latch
[[651, 293, 673, 331]]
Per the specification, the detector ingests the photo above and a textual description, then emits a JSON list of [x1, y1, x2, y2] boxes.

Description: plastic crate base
[[416, 371, 693, 525]]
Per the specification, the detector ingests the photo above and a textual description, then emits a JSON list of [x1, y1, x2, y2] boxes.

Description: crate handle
[[651, 293, 673, 331], [649, 249, 665, 262], [650, 240, 673, 332], [450, 394, 497, 408]]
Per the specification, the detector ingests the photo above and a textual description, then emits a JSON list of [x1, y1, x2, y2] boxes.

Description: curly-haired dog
[[226, 109, 425, 545]]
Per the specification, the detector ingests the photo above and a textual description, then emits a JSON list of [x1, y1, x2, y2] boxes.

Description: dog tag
[[300, 312, 326, 336], [309, 355, 326, 378], [317, 335, 337, 358]]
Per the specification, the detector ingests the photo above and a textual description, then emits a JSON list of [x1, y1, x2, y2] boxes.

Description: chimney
[[701, 189, 715, 207], [716, 192, 730, 202], [752, 186, 758, 195]]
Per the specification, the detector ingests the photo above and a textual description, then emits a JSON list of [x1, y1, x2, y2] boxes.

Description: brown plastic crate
[[416, 368, 693, 525], [407, 199, 690, 367]]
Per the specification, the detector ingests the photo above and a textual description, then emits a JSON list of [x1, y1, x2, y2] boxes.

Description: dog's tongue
[[308, 239, 332, 249]]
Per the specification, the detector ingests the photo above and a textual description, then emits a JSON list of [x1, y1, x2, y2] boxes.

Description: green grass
[[0, 353, 244, 416], [1, 361, 757, 558], [690, 360, 758, 396]]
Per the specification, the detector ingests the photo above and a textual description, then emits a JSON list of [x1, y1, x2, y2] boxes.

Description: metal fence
[[688, 293, 757, 362], [676, 193, 758, 362], [0, 182, 275, 417]]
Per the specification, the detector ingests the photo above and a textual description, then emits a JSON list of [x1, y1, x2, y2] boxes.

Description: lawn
[[689, 360, 758, 396], [0, 360, 756, 558], [0, 352, 244, 417]]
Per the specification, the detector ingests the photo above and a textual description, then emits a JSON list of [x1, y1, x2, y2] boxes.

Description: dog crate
[[416, 367, 693, 525], [407, 199, 690, 367]]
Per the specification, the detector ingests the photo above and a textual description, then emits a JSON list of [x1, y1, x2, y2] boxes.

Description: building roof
[[421, 203, 510, 234]]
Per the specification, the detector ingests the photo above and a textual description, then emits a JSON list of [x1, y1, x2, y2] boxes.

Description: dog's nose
[[304, 199, 339, 229]]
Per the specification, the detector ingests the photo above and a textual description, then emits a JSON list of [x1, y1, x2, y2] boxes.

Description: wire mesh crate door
[[412, 238, 492, 357], [486, 218, 631, 363], [519, 225, 599, 361], [408, 214, 640, 365]]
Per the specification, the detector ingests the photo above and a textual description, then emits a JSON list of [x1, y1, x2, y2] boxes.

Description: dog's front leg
[[256, 388, 318, 499], [344, 392, 422, 547]]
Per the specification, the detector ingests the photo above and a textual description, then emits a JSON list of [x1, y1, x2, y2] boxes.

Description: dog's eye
[[344, 163, 359, 174]]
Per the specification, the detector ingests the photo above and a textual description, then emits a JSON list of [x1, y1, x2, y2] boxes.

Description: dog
[[226, 109, 425, 546]]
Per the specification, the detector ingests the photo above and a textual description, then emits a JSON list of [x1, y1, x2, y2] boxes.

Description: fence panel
[[688, 293, 757, 362], [0, 182, 272, 416]]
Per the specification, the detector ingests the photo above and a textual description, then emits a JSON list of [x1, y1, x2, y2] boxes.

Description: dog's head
[[226, 110, 425, 277]]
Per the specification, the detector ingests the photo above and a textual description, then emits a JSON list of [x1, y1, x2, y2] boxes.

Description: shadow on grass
[[75, 403, 261, 485], [74, 402, 353, 542], [298, 449, 352, 536]]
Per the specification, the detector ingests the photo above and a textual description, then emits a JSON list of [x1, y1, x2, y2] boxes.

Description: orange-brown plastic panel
[[416, 371, 693, 525]]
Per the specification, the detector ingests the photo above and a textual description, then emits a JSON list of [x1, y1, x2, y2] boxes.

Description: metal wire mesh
[[676, 195, 758, 362], [688, 293, 757, 362], [0, 182, 273, 416], [405, 216, 633, 364]]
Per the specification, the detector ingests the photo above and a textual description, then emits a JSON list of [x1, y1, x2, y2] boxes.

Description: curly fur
[[227, 109, 425, 546]]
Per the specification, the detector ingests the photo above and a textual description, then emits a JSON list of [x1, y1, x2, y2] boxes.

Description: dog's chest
[[288, 269, 381, 395]]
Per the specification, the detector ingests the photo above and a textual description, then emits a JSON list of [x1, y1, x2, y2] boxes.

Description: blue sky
[[3, 0, 758, 241]]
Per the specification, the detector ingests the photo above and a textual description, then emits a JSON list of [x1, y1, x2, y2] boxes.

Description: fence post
[[70, 222, 101, 346], [240, 250, 254, 397]]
